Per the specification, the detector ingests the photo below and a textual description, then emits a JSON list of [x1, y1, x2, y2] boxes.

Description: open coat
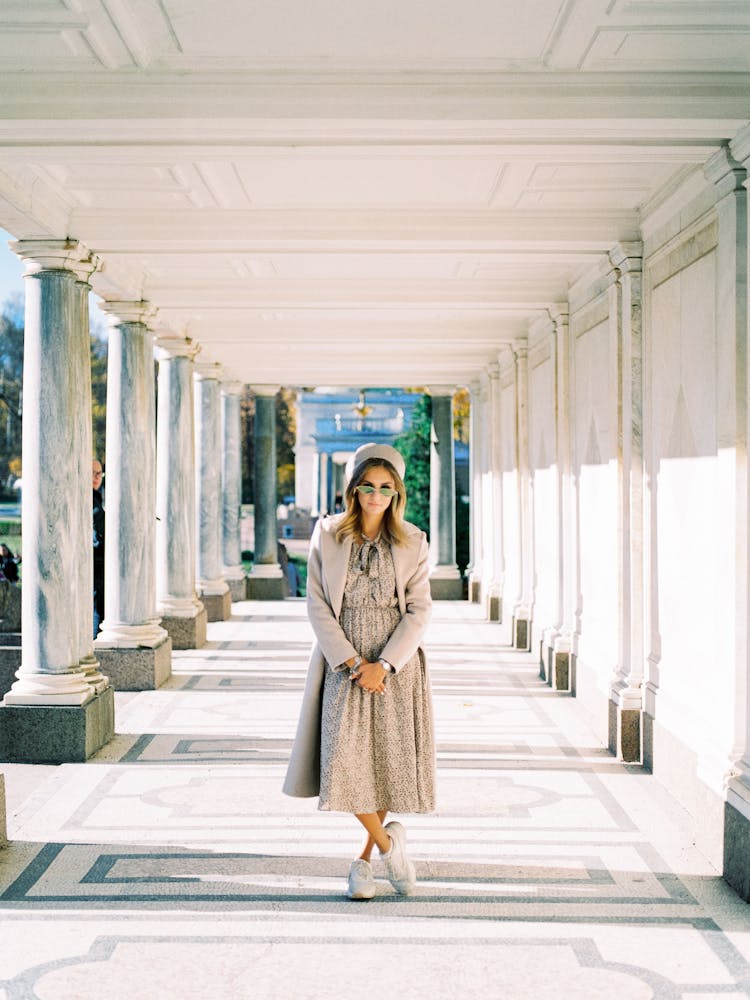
[[282, 513, 432, 799]]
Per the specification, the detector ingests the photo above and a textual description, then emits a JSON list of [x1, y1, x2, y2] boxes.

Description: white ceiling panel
[[0, 0, 747, 385]]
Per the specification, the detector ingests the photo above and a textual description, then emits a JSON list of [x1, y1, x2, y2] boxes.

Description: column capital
[[704, 146, 746, 195], [426, 385, 457, 397], [730, 122, 750, 168], [512, 338, 529, 360], [249, 383, 280, 397], [194, 361, 224, 381], [608, 242, 643, 274], [10, 238, 99, 281], [547, 303, 570, 324], [100, 299, 156, 327], [155, 336, 201, 362], [220, 380, 245, 396]]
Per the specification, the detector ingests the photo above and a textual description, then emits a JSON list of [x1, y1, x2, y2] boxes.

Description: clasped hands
[[348, 658, 387, 695]]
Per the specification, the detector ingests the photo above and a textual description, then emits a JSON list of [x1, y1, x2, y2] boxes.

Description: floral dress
[[318, 535, 435, 814]]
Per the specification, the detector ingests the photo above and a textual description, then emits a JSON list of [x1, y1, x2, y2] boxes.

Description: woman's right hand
[[350, 660, 387, 695]]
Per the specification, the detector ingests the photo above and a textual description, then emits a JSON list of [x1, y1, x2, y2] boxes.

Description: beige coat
[[282, 513, 432, 798]]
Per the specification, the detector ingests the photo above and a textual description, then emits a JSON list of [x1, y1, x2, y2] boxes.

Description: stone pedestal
[[513, 615, 530, 651], [0, 634, 22, 699], [486, 588, 502, 623], [227, 578, 247, 601], [246, 571, 287, 601], [95, 637, 172, 691], [429, 567, 463, 600], [0, 687, 114, 763], [161, 607, 208, 650], [202, 590, 233, 621]]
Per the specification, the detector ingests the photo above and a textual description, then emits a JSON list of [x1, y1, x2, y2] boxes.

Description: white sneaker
[[347, 858, 376, 900], [381, 821, 416, 895]]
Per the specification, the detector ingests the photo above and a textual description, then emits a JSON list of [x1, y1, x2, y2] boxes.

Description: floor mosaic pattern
[[1, 600, 750, 999]]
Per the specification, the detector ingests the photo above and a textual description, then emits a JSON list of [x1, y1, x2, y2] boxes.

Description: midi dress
[[318, 534, 436, 814]]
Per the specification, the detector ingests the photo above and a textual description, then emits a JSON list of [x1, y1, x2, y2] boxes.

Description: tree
[[0, 296, 24, 493], [394, 393, 431, 536], [240, 386, 298, 504]]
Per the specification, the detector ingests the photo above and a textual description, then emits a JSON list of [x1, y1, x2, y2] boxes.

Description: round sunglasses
[[354, 484, 398, 498]]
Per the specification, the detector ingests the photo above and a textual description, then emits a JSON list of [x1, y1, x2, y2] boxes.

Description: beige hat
[[345, 442, 406, 482]]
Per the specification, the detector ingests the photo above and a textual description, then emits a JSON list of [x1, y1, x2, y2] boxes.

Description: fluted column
[[94, 301, 171, 690], [247, 386, 286, 599], [0, 239, 114, 762], [607, 246, 644, 755], [155, 337, 207, 648], [466, 379, 484, 604], [484, 363, 504, 621], [428, 387, 463, 600], [550, 308, 577, 691], [221, 381, 247, 601], [194, 363, 231, 621], [73, 258, 109, 695], [513, 341, 533, 648]]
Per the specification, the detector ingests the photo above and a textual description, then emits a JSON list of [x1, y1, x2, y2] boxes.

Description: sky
[[0, 229, 24, 308]]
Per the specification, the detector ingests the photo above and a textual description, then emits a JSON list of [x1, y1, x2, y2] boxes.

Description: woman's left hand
[[350, 660, 387, 695]]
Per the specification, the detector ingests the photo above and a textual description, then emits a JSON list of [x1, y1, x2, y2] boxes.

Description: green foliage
[[240, 387, 298, 504], [394, 393, 431, 536], [90, 331, 108, 462], [0, 297, 24, 494]]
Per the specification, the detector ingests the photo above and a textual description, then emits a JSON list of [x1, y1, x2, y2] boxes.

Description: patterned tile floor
[[1, 600, 749, 999]]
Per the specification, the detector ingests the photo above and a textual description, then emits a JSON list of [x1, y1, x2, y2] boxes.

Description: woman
[[0, 543, 19, 583], [283, 442, 435, 899]]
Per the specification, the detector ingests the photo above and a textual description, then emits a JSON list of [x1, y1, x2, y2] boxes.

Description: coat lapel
[[324, 523, 352, 619]]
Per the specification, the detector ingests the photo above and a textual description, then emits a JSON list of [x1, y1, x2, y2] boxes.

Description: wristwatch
[[350, 655, 363, 671], [378, 658, 394, 674]]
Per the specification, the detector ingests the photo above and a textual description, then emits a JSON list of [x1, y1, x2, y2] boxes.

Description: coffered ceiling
[[0, 0, 748, 386]]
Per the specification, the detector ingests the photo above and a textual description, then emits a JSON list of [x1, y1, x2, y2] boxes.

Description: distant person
[[92, 459, 105, 636], [0, 543, 19, 583]]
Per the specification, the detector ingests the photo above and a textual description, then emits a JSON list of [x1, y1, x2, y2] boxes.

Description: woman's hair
[[335, 458, 408, 546]]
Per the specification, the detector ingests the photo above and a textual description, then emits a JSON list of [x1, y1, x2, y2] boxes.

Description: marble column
[[155, 338, 207, 648], [94, 301, 172, 690], [484, 363, 504, 621], [428, 388, 463, 600], [0, 239, 114, 762], [549, 309, 577, 692], [247, 386, 286, 599], [221, 381, 247, 601], [512, 341, 533, 649], [712, 134, 750, 898], [73, 261, 111, 698], [606, 246, 644, 757], [466, 379, 484, 604], [194, 363, 232, 621]]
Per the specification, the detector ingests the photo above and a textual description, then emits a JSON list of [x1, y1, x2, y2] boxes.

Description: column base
[[95, 636, 172, 691], [246, 574, 289, 600], [227, 577, 248, 602], [201, 590, 233, 620], [468, 575, 481, 604], [0, 633, 22, 699], [161, 607, 208, 649], [429, 566, 463, 600], [724, 800, 750, 900], [486, 593, 502, 623], [0, 687, 115, 763], [608, 698, 641, 763], [512, 616, 530, 650]]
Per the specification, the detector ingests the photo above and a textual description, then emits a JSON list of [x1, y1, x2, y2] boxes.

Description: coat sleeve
[[306, 519, 360, 669], [379, 532, 432, 671]]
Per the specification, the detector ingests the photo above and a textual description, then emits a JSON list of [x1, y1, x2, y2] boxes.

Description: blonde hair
[[335, 458, 408, 547]]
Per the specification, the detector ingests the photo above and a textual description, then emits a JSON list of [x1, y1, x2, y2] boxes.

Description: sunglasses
[[354, 484, 398, 498]]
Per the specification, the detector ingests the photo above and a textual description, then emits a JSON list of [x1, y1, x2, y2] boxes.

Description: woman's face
[[355, 464, 396, 517]]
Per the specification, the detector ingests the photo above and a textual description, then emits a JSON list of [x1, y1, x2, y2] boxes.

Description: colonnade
[[0, 240, 282, 761], [467, 129, 750, 898]]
